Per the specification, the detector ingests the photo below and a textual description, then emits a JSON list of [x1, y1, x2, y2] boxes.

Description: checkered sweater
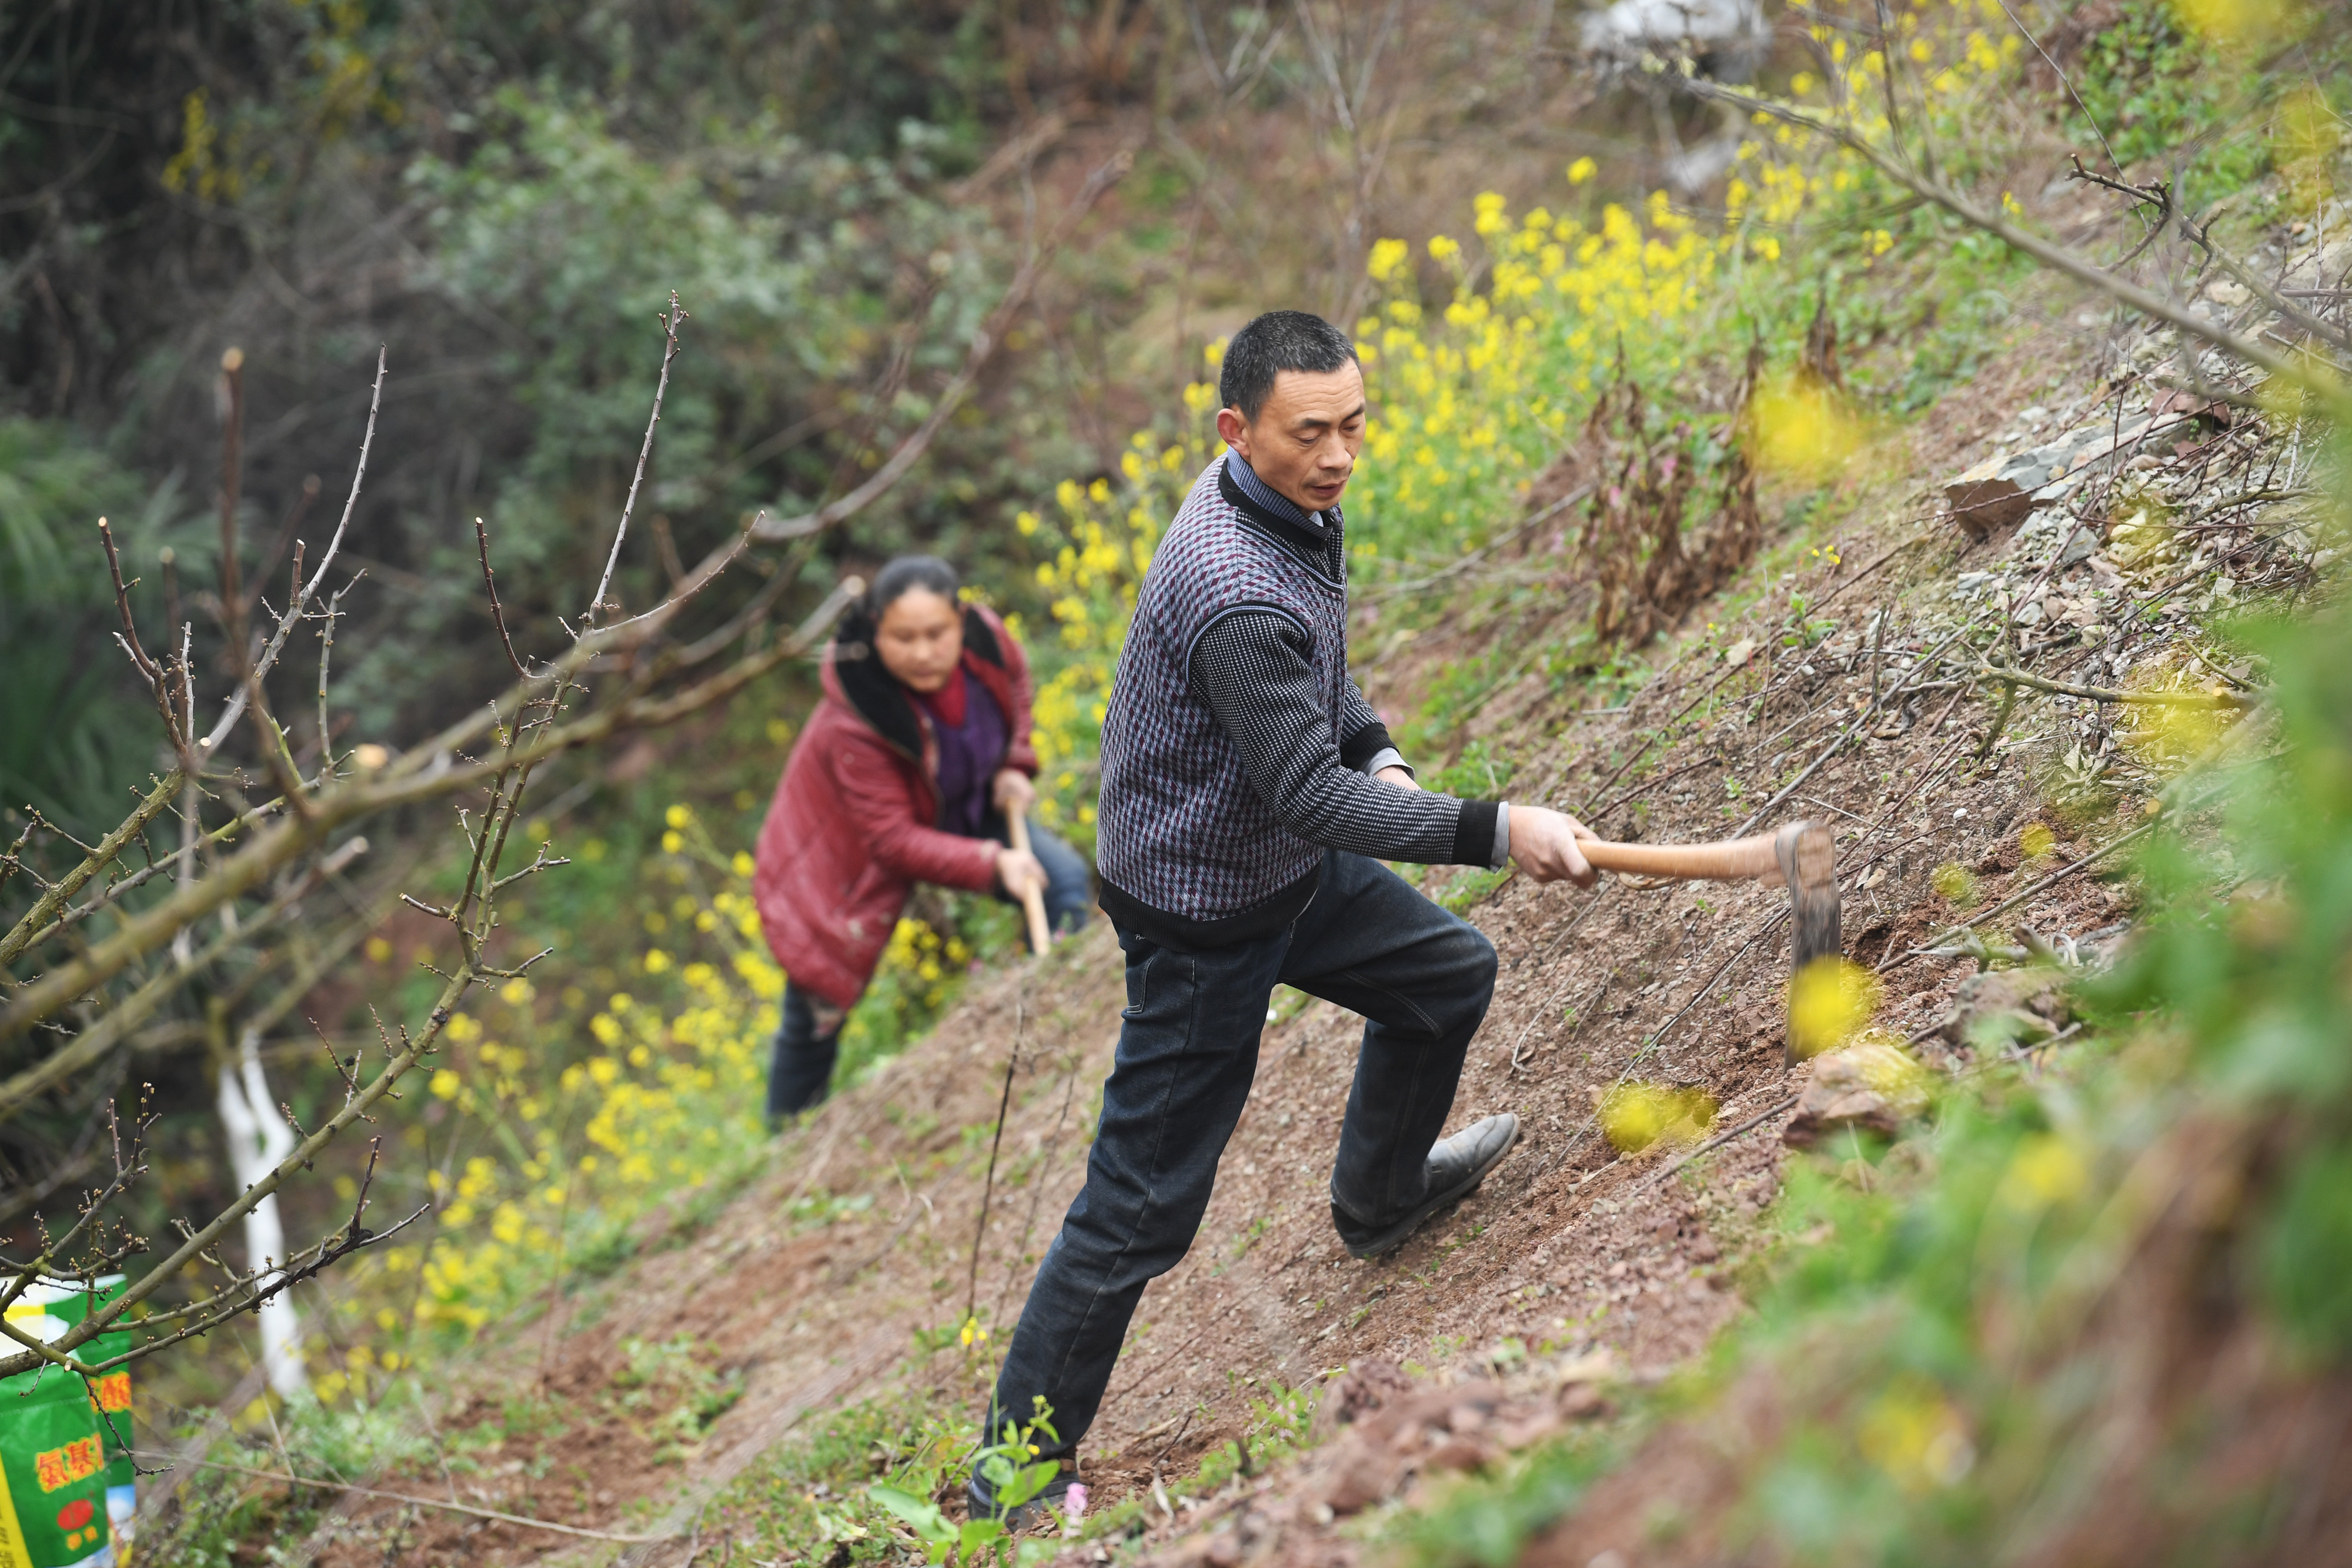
[[1095, 456, 1503, 948]]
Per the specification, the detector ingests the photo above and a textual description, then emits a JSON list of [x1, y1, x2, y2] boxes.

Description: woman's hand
[[993, 768, 1037, 815], [1506, 805, 1599, 887], [1375, 765, 1420, 790], [995, 847, 1047, 900]]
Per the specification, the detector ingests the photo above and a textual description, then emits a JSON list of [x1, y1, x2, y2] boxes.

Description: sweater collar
[[1216, 456, 1346, 583], [1224, 451, 1329, 533]]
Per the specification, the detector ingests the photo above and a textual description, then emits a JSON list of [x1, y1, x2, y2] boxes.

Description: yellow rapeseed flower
[[1748, 374, 1863, 481], [1595, 1082, 1718, 1154], [1996, 1134, 2089, 1214], [1788, 958, 1882, 1059], [1859, 1376, 1975, 1490]]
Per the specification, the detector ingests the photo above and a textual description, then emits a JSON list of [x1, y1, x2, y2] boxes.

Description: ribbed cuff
[[1451, 799, 1501, 866], [1338, 721, 1398, 773]]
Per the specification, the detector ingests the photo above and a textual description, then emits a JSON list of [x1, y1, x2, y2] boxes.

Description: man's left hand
[[993, 768, 1038, 814], [1375, 765, 1419, 791]]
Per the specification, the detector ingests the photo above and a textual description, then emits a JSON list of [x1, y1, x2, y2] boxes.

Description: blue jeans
[[985, 849, 1497, 1455], [764, 818, 1093, 1121]]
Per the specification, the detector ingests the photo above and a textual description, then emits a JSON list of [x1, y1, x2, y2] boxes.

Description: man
[[977, 310, 1598, 1517]]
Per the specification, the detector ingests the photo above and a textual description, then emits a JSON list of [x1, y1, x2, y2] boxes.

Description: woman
[[753, 556, 1092, 1120]]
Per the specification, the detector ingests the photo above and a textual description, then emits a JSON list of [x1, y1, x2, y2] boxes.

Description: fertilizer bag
[[0, 1293, 113, 1567]]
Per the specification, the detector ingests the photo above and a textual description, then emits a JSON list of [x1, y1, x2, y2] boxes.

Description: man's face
[[1216, 361, 1366, 514]]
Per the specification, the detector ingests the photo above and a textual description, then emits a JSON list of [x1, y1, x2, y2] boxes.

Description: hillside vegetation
[[2, 0, 2349, 1564]]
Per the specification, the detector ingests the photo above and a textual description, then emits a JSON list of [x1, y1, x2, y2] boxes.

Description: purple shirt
[[915, 666, 1007, 838]]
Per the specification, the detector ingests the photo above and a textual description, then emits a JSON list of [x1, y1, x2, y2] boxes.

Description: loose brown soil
[[290, 274, 2180, 1568]]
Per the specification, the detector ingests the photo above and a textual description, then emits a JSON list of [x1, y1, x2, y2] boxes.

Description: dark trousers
[[985, 849, 1498, 1455], [765, 818, 1093, 1121]]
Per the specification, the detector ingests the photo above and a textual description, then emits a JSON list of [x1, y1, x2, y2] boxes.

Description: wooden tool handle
[[1007, 813, 1053, 956], [1576, 832, 1786, 884]]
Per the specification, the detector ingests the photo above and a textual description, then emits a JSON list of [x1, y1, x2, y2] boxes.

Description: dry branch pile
[[1581, 349, 1765, 649]]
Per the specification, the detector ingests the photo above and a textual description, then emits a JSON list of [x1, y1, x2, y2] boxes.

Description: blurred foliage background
[[5, 7, 2351, 1550]]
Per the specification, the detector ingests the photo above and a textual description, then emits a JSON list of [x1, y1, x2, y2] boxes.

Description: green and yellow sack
[[0, 1294, 114, 1567]]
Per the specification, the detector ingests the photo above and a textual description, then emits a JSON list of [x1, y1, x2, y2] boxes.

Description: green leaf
[[995, 1457, 1060, 1510], [869, 1484, 956, 1544]]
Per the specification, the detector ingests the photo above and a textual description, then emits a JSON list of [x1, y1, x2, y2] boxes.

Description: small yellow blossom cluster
[[1018, 427, 1222, 844], [314, 807, 976, 1399], [395, 885, 778, 1340], [874, 912, 973, 1010], [1351, 185, 1740, 540], [1007, 0, 2029, 820]]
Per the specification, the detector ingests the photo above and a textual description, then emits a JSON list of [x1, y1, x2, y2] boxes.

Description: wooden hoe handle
[[1575, 831, 1789, 885], [1008, 813, 1053, 956], [1570, 821, 1843, 984]]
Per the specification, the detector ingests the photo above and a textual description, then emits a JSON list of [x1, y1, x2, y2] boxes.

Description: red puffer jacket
[[754, 603, 1040, 1008]]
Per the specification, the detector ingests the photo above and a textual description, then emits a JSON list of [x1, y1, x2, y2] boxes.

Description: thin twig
[[0, 774, 180, 968], [475, 518, 528, 680], [588, 294, 688, 630], [1676, 76, 2341, 404], [205, 347, 386, 753], [1898, 817, 2165, 967], [1989, 5, 2122, 172], [1617, 911, 1783, 1076], [138, 1453, 676, 1543], [217, 347, 249, 661], [967, 1001, 1024, 1324], [1731, 618, 1986, 837], [1635, 1093, 1800, 1192], [1976, 660, 2253, 708]]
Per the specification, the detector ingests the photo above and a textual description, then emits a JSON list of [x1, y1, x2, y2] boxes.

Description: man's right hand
[[995, 847, 1047, 901], [1506, 805, 1598, 887]]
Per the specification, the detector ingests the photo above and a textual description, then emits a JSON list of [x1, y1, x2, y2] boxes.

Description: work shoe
[[966, 1467, 1078, 1533], [1333, 1112, 1521, 1260]]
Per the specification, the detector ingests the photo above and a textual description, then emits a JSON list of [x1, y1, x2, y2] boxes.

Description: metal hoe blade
[[1774, 820, 1841, 971]]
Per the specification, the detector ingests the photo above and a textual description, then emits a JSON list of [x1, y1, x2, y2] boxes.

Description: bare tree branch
[[0, 773, 180, 968], [0, 576, 861, 1052], [216, 348, 249, 666], [201, 346, 386, 754], [0, 838, 369, 1119], [476, 517, 527, 681], [1679, 74, 2351, 416]]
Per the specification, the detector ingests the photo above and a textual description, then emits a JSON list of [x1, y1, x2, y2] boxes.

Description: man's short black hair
[[1218, 310, 1358, 423]]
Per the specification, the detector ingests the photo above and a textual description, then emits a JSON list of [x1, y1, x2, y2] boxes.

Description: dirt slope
[[292, 298, 2177, 1567]]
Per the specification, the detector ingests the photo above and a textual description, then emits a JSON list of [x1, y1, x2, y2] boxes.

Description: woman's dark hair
[[865, 554, 960, 621]]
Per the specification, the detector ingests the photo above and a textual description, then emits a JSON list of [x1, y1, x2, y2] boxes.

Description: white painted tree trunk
[[215, 1028, 306, 1399]]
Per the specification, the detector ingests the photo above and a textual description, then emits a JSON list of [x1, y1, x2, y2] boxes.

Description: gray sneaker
[[1333, 1112, 1521, 1259]]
